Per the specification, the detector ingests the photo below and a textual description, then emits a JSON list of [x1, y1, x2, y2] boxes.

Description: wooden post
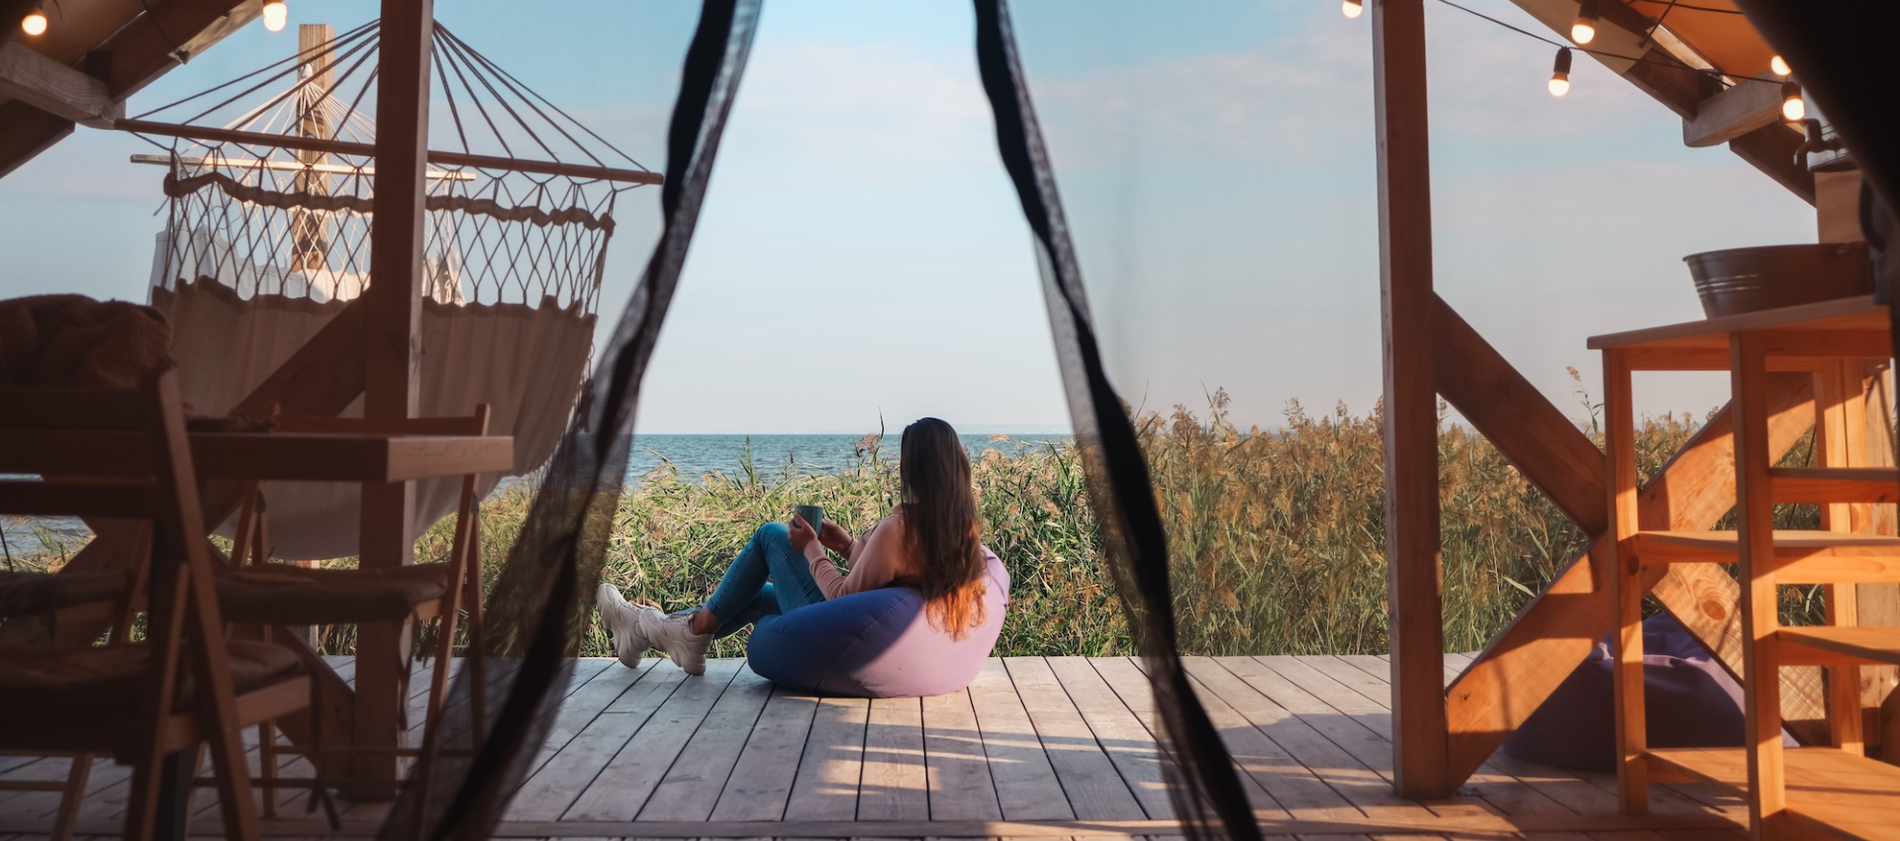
[[1733, 334, 1787, 840], [354, 0, 432, 800], [1604, 348, 1648, 812], [290, 24, 335, 274], [1817, 168, 1900, 759], [1373, 0, 1449, 798]]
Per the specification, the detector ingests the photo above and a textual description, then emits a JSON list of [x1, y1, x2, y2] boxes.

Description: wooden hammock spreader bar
[[115, 118, 664, 186], [128, 153, 478, 181]]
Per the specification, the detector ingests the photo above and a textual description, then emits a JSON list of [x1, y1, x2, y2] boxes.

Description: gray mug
[[794, 504, 824, 534]]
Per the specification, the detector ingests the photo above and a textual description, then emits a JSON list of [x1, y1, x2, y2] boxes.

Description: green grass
[[4, 391, 1836, 658]]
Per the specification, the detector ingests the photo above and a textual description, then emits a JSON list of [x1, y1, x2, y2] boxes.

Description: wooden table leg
[[347, 480, 415, 801]]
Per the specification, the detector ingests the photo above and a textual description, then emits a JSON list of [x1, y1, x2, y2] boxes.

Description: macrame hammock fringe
[[126, 19, 656, 560]]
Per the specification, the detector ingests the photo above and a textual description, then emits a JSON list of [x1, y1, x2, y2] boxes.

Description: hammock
[[127, 21, 656, 560]]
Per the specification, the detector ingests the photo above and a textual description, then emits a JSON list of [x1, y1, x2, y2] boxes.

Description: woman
[[596, 417, 993, 676]]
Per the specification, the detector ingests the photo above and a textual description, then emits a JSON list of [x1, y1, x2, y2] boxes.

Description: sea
[[0, 432, 1071, 558], [624, 433, 1070, 484]]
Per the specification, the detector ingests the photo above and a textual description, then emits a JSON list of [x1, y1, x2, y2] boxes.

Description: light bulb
[[261, 0, 287, 32], [1780, 81, 1804, 122], [20, 9, 47, 36], [1769, 54, 1791, 76], [1571, 0, 1599, 44], [1549, 47, 1573, 97], [1342, 0, 1364, 19]]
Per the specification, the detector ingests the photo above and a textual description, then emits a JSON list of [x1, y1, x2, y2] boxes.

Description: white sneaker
[[595, 583, 650, 668], [641, 609, 712, 676]]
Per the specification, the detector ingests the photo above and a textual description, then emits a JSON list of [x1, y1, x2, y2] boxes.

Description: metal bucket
[[1684, 242, 1872, 318]]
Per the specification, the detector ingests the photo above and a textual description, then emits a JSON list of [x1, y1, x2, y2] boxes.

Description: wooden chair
[[0, 546, 145, 841], [0, 366, 311, 841], [219, 404, 491, 804]]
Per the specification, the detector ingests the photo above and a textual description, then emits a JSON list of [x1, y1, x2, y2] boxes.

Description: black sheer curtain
[[387, 1, 1253, 838], [972, 2, 1260, 838], [382, 2, 762, 838]]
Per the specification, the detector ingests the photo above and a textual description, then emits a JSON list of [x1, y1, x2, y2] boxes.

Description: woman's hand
[[788, 514, 819, 552], [818, 519, 854, 555]]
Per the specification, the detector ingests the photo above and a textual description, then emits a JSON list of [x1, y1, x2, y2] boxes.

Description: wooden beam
[[351, 0, 433, 801], [0, 0, 250, 178], [100, 0, 255, 98], [1444, 373, 1817, 784], [1730, 123, 1817, 205], [1374, 0, 1450, 799], [1684, 79, 1785, 148], [1434, 295, 1607, 534], [1502, 0, 1815, 205], [0, 41, 122, 127], [0, 99, 71, 180]]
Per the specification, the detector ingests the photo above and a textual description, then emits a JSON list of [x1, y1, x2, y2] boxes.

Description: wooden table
[[1589, 295, 1900, 835], [191, 431, 514, 800]]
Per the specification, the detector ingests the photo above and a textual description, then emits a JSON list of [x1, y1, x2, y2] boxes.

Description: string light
[[1342, 0, 1364, 20], [1780, 81, 1804, 122], [20, 2, 47, 36], [1571, 0, 1599, 45], [1769, 54, 1791, 76], [261, 0, 288, 32], [1548, 47, 1573, 97]]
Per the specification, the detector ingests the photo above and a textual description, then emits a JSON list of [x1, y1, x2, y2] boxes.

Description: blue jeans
[[701, 522, 828, 638]]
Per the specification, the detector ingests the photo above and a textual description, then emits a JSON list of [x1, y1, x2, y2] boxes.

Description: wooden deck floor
[[0, 654, 1749, 839]]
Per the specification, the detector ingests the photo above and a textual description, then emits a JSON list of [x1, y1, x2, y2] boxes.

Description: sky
[[0, 1, 1816, 434]]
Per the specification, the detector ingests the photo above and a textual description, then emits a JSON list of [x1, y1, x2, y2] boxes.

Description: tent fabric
[[745, 550, 1010, 698], [150, 276, 593, 560], [1500, 613, 1795, 772]]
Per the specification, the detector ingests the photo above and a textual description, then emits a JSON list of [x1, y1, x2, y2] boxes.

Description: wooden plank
[[1180, 658, 1387, 821], [708, 687, 821, 821], [1001, 657, 1146, 821], [1043, 657, 1175, 820], [562, 660, 741, 821], [1682, 80, 1783, 148], [1344, 655, 1728, 818], [1374, 0, 1448, 799], [857, 696, 929, 821], [782, 696, 870, 821], [640, 666, 776, 821], [1435, 296, 1607, 535], [965, 660, 1074, 821], [921, 688, 1004, 821], [1246, 657, 1491, 819], [1587, 297, 1881, 352], [1731, 335, 1787, 837], [520, 659, 640, 780], [0, 41, 121, 127], [506, 663, 685, 821]]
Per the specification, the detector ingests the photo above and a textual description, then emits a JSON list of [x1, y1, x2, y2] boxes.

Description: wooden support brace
[[1434, 295, 1607, 535], [1445, 373, 1818, 784], [0, 40, 123, 128]]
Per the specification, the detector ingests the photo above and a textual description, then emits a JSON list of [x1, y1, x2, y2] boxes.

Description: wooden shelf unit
[[1593, 296, 1900, 841]]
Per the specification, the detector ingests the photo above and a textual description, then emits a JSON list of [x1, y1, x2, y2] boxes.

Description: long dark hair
[[899, 417, 987, 638]]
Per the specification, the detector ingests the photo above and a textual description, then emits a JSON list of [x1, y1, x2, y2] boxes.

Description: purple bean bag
[[745, 549, 1009, 697], [1501, 612, 1793, 771]]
